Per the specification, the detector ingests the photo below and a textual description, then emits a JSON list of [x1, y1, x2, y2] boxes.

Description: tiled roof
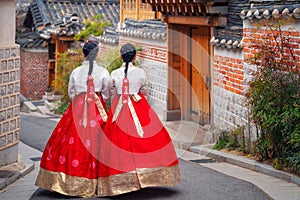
[[239, 4, 300, 20], [211, 1, 300, 49], [209, 0, 249, 49], [98, 18, 167, 45], [142, 0, 229, 16], [117, 18, 167, 40], [16, 32, 47, 49], [40, 13, 83, 39], [23, 0, 120, 39], [98, 26, 119, 45]]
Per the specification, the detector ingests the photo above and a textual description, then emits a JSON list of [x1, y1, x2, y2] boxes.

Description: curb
[[0, 158, 35, 190], [190, 145, 300, 186]]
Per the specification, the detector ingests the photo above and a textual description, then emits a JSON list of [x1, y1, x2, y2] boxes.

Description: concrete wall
[[0, 0, 20, 167]]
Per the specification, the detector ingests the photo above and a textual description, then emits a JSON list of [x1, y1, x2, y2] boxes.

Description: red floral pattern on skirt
[[39, 93, 106, 179], [99, 94, 179, 176]]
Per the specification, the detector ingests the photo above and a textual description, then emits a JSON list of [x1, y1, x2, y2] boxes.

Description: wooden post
[[136, 0, 140, 21], [54, 36, 71, 90], [120, 0, 124, 22]]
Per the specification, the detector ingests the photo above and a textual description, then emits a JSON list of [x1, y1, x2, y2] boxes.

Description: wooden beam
[[192, 0, 207, 3], [166, 15, 227, 26], [206, 0, 228, 3], [58, 36, 75, 41], [136, 0, 140, 20]]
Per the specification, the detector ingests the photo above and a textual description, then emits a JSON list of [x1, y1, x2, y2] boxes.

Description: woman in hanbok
[[97, 43, 180, 197], [35, 41, 110, 198]]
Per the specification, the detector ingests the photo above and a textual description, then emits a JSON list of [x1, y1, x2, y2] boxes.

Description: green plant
[[52, 47, 85, 103], [98, 44, 142, 73], [273, 158, 283, 170], [213, 130, 229, 150], [287, 152, 300, 174], [74, 14, 111, 41], [245, 17, 300, 174], [53, 100, 70, 115], [213, 126, 247, 152]]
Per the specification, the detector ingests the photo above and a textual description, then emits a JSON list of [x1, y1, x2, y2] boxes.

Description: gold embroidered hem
[[35, 168, 97, 198], [97, 164, 180, 197]]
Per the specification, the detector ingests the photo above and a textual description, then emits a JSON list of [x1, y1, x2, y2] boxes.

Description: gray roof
[[16, 32, 46, 49], [211, 0, 300, 49], [18, 0, 120, 48], [141, 0, 300, 49], [98, 26, 119, 45], [239, 3, 300, 20], [117, 18, 166, 40], [98, 18, 167, 45]]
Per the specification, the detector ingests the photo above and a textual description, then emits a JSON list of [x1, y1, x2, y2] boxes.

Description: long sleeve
[[68, 70, 76, 101], [139, 69, 148, 98], [101, 70, 111, 102], [110, 79, 116, 99], [140, 84, 148, 98], [111, 63, 148, 95]]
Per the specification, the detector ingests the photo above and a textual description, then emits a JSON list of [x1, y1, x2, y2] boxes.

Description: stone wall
[[20, 48, 48, 100], [0, 45, 20, 167], [0, 0, 20, 167]]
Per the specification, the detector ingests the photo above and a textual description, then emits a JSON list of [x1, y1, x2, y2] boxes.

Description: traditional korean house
[[98, 0, 170, 117], [116, 18, 168, 117], [17, 0, 120, 100], [137, 0, 300, 139]]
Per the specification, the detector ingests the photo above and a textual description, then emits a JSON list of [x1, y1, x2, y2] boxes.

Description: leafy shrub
[[74, 14, 111, 41], [245, 18, 300, 174], [52, 47, 85, 103]]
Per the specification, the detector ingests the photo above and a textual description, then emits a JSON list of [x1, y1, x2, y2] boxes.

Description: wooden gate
[[190, 27, 210, 125], [167, 25, 211, 124]]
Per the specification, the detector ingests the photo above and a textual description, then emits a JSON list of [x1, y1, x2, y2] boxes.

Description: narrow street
[[19, 113, 271, 200]]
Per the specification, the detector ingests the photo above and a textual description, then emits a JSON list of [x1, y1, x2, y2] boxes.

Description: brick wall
[[213, 20, 300, 138], [243, 21, 300, 71], [20, 48, 48, 100], [213, 48, 249, 132]]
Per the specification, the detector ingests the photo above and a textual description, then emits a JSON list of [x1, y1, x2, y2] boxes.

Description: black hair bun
[[83, 42, 98, 57]]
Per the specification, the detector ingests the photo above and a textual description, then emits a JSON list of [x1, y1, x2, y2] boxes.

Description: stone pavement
[[0, 111, 300, 200]]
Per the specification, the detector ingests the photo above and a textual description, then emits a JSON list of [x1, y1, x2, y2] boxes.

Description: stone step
[[22, 101, 38, 112], [44, 99, 55, 111], [37, 105, 52, 115]]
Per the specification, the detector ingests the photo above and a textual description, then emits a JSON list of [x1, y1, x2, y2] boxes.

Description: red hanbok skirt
[[35, 93, 106, 198], [97, 94, 180, 196]]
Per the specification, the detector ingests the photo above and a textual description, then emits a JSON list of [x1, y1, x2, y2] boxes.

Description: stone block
[[22, 101, 37, 112], [0, 144, 18, 167]]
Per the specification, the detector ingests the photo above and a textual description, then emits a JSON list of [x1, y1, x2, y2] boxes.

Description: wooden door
[[190, 27, 210, 125]]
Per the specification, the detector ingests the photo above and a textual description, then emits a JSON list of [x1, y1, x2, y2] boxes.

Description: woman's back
[[111, 63, 147, 95]]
